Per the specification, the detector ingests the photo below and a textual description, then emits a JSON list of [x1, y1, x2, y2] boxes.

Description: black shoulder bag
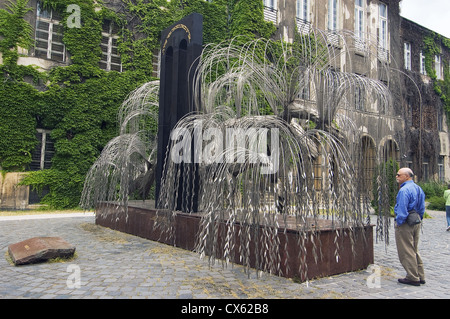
[[406, 209, 421, 226]]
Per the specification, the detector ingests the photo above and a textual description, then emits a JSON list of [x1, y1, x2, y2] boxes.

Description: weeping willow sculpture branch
[[80, 81, 160, 218], [153, 33, 398, 278], [82, 29, 403, 279]]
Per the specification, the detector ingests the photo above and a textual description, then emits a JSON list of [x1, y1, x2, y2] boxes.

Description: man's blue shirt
[[394, 180, 425, 226]]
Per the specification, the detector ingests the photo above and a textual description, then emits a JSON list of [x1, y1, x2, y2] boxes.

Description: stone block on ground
[[8, 237, 76, 265]]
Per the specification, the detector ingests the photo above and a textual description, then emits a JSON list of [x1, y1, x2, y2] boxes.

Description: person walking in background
[[443, 184, 450, 231], [394, 167, 426, 286]]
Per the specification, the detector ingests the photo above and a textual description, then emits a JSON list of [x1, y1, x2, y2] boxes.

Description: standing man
[[394, 167, 426, 286], [443, 184, 450, 231]]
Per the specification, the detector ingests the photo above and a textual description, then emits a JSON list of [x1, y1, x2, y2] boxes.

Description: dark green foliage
[[423, 34, 450, 123], [2, 0, 153, 207], [427, 196, 445, 211], [24, 71, 151, 208], [0, 0, 32, 65], [0, 0, 43, 81], [418, 181, 446, 211], [180, 0, 230, 44], [229, 0, 275, 40], [372, 159, 399, 216], [418, 180, 446, 198], [0, 81, 38, 170]]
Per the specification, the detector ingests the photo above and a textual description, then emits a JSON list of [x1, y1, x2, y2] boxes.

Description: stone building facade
[[400, 17, 450, 181], [1, 0, 449, 208], [263, 0, 450, 182]]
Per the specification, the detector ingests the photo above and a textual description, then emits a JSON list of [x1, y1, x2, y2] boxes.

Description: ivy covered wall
[[0, 0, 275, 208], [400, 17, 450, 180], [422, 33, 450, 117]]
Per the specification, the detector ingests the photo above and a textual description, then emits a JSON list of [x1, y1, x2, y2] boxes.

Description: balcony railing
[[354, 37, 366, 54], [264, 6, 277, 24], [326, 30, 341, 48], [296, 18, 311, 35], [377, 45, 389, 62]]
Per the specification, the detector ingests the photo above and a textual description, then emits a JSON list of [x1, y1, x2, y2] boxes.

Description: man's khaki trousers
[[395, 222, 425, 282]]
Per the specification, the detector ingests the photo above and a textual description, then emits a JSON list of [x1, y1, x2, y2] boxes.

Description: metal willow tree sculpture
[[80, 81, 160, 218], [81, 29, 403, 278]]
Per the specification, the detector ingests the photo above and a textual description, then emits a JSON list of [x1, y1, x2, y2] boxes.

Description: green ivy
[[229, 0, 275, 40], [2, 0, 154, 207], [371, 159, 399, 215], [0, 0, 43, 81], [0, 0, 32, 65], [423, 33, 450, 118], [0, 0, 40, 170], [0, 81, 38, 170], [2, 0, 277, 208]]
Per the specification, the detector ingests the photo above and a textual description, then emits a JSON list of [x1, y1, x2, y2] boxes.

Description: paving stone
[[0, 211, 449, 299], [8, 237, 75, 265]]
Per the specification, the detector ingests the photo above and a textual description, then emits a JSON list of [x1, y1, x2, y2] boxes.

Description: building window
[[152, 49, 161, 78], [439, 157, 445, 182], [327, 0, 340, 47], [35, 3, 65, 62], [404, 42, 411, 70], [354, 0, 364, 50], [264, 0, 276, 9], [328, 0, 338, 31], [420, 51, 427, 75], [99, 20, 122, 72], [29, 129, 54, 171], [297, 0, 310, 34], [298, 83, 310, 100], [406, 161, 413, 170], [378, 2, 388, 61], [438, 108, 444, 131], [263, 0, 277, 24], [435, 55, 443, 80], [297, 0, 309, 21], [422, 162, 429, 181], [355, 84, 365, 111]]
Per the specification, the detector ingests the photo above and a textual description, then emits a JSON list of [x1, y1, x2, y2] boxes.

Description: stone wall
[[0, 173, 29, 210]]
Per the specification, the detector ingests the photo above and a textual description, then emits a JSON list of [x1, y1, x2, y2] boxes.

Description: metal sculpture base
[[95, 201, 373, 282]]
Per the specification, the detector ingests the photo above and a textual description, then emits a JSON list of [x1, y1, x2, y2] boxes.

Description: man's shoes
[[398, 278, 420, 286], [420, 280, 426, 284], [446, 226, 450, 231]]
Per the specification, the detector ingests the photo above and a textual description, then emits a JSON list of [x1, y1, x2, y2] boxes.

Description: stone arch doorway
[[381, 138, 400, 164]]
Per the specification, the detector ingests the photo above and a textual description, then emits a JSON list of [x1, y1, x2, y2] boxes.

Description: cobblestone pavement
[[0, 210, 449, 300]]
